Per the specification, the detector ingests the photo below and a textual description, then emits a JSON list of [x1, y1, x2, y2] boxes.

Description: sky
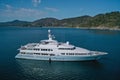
[[0, 0, 120, 22]]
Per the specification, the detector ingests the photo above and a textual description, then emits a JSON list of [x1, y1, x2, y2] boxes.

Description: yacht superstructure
[[15, 29, 108, 61]]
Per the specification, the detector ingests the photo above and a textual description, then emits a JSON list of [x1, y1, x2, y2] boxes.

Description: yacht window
[[27, 48, 33, 50], [41, 49, 47, 51], [74, 53, 86, 55], [34, 48, 40, 51], [41, 49, 45, 51], [45, 42, 49, 44], [34, 53, 40, 55], [21, 52, 25, 54], [71, 53, 74, 55], [41, 53, 48, 55], [48, 49, 50, 51], [73, 47, 76, 49], [21, 47, 26, 50], [66, 53, 69, 55], [26, 53, 33, 54], [66, 53, 74, 55], [41, 49, 53, 51], [50, 54, 55, 56], [58, 48, 75, 50], [61, 53, 65, 55]]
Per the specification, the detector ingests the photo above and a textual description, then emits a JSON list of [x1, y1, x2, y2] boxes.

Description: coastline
[[35, 26, 120, 31], [76, 26, 120, 31], [0, 26, 120, 31]]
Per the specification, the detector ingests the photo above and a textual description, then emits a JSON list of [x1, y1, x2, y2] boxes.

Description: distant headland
[[0, 11, 120, 30]]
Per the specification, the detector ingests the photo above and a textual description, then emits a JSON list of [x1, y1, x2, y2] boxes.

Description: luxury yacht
[[15, 29, 108, 61]]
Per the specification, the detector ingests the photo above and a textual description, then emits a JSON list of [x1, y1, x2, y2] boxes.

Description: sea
[[0, 27, 120, 80]]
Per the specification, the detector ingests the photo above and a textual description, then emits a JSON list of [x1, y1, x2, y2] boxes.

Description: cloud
[[5, 4, 12, 9], [45, 7, 59, 12], [32, 0, 41, 7], [16, 8, 45, 17], [0, 5, 46, 21]]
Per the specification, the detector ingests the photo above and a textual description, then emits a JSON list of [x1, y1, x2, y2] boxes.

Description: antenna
[[48, 29, 52, 40], [48, 29, 51, 33], [48, 29, 55, 40]]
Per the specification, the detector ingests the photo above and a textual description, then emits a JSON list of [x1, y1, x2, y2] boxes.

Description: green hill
[[0, 11, 120, 29]]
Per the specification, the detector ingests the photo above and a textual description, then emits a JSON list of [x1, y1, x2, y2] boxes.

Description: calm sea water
[[0, 27, 120, 80]]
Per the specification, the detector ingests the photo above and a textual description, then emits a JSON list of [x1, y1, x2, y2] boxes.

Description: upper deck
[[19, 29, 90, 53]]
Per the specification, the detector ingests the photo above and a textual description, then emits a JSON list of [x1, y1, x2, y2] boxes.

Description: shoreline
[[0, 26, 120, 31], [76, 27, 120, 31]]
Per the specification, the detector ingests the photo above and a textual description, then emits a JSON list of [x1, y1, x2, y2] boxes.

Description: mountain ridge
[[0, 11, 120, 29]]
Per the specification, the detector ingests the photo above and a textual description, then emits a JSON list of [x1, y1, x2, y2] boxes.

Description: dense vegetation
[[0, 11, 120, 29]]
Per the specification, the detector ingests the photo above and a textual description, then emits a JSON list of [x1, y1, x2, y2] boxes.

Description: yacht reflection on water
[[16, 59, 103, 80]]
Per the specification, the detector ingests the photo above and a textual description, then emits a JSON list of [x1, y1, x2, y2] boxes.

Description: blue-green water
[[0, 27, 120, 80]]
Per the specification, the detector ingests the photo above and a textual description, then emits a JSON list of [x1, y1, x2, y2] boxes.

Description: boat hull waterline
[[15, 54, 104, 61]]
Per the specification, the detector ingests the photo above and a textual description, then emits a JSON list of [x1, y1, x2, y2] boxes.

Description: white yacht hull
[[15, 30, 108, 61], [15, 54, 103, 61]]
